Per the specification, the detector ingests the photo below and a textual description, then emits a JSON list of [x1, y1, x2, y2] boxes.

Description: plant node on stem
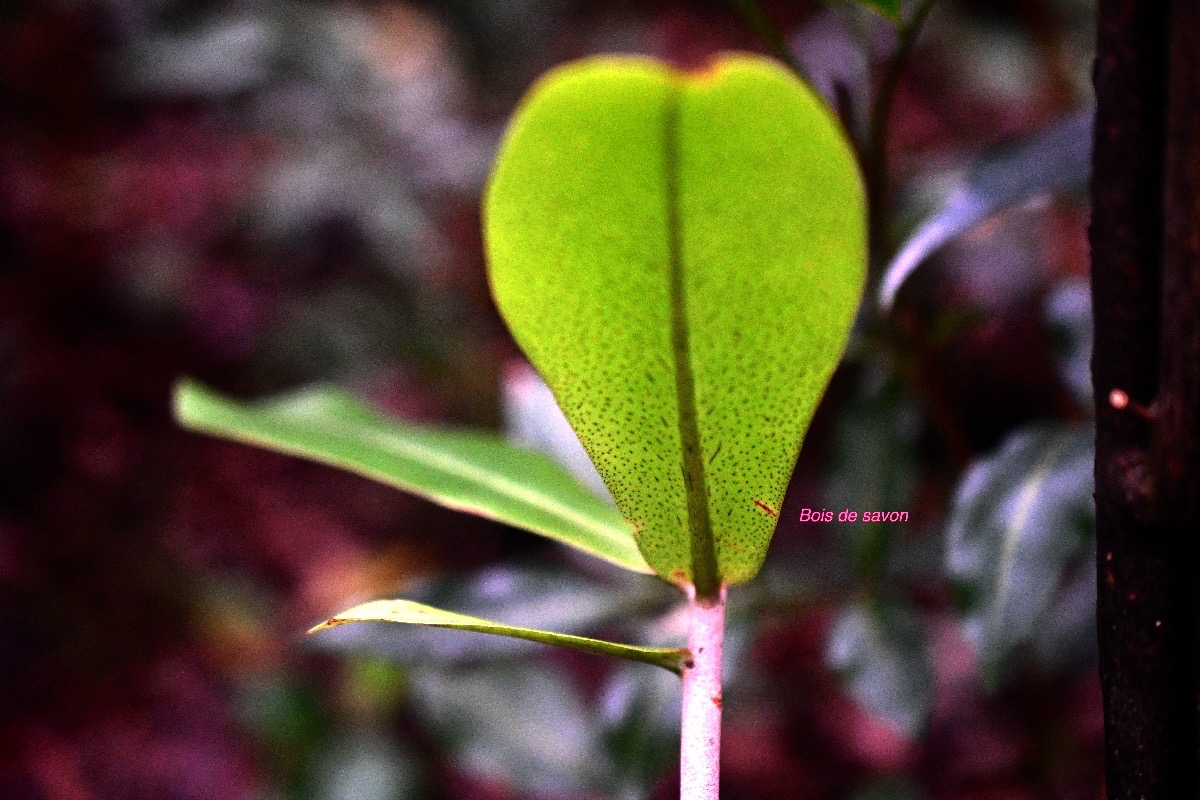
[[681, 585, 727, 800]]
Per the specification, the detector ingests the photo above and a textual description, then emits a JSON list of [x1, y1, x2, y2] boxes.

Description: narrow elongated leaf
[[309, 598, 689, 674], [173, 380, 651, 573], [310, 564, 672, 663], [945, 424, 1094, 686], [485, 55, 866, 591], [880, 108, 1092, 311]]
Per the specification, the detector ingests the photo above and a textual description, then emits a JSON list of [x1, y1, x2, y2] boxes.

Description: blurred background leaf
[[1044, 277, 1094, 411], [311, 732, 426, 800], [851, 777, 925, 800], [600, 661, 684, 800], [945, 423, 1094, 687], [826, 598, 934, 737], [407, 661, 611, 797], [880, 108, 1092, 310], [847, 0, 902, 22]]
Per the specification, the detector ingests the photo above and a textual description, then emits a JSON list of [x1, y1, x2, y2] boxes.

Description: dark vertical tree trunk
[[1091, 1, 1200, 797]]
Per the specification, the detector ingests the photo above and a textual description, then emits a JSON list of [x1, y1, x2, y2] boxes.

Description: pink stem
[[680, 585, 726, 800]]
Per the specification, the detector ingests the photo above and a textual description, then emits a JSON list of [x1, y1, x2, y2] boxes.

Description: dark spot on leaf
[[753, 499, 778, 518]]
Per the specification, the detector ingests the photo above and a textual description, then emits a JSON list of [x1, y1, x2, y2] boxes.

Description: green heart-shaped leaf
[[485, 55, 866, 594]]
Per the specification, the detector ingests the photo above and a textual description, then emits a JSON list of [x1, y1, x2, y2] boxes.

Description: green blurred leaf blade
[[173, 380, 651, 574]]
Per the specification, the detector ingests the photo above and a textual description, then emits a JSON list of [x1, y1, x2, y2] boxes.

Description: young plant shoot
[[484, 53, 864, 795], [175, 53, 865, 799]]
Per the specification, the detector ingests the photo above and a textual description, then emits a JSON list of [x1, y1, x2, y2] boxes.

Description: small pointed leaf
[[309, 598, 689, 674], [485, 55, 866, 591], [173, 380, 651, 573], [310, 564, 671, 663]]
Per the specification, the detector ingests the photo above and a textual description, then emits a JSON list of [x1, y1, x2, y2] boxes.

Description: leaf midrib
[[663, 79, 720, 598]]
